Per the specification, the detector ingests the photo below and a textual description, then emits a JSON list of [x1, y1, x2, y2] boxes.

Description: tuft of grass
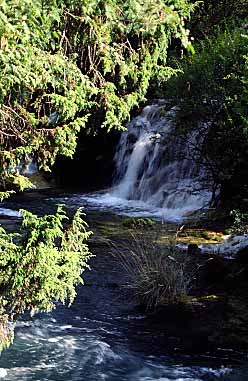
[[113, 231, 197, 310]]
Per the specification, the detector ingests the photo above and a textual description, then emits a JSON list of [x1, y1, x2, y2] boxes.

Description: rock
[[203, 255, 228, 284], [187, 243, 201, 255], [127, 133, 137, 144], [235, 246, 248, 264]]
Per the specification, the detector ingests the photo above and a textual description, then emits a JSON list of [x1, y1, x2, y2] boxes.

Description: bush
[[0, 206, 93, 350], [230, 209, 248, 235]]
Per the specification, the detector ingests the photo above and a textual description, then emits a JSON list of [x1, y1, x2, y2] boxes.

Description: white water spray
[[111, 102, 213, 220]]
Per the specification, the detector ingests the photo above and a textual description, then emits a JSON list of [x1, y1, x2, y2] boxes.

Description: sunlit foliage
[[0, 206, 92, 350], [0, 0, 193, 193]]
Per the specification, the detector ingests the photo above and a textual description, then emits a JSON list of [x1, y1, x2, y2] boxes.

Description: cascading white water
[[111, 102, 213, 220], [64, 101, 213, 221]]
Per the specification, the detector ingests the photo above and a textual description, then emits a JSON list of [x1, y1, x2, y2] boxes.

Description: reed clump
[[113, 227, 196, 310]]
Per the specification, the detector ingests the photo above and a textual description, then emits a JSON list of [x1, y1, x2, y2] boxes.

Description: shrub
[[0, 206, 93, 350], [230, 209, 248, 235]]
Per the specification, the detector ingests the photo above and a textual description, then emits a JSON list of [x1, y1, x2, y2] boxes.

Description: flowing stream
[[0, 104, 247, 379], [0, 194, 248, 380]]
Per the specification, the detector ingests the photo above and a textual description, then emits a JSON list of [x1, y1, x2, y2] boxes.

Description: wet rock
[[127, 133, 137, 144], [143, 298, 227, 352], [187, 243, 201, 255], [235, 245, 248, 264], [203, 255, 228, 284]]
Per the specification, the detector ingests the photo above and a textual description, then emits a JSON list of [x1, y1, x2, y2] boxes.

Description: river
[[0, 191, 248, 380]]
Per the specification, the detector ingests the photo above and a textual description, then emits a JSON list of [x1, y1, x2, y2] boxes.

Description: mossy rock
[[122, 217, 155, 229], [223, 228, 232, 235], [200, 230, 212, 240], [200, 230, 224, 242]]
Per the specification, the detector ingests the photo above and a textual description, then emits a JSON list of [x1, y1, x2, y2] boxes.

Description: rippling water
[[0, 192, 248, 380], [0, 272, 244, 381]]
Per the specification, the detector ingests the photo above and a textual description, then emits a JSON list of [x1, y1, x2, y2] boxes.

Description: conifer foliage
[[0, 0, 193, 192]]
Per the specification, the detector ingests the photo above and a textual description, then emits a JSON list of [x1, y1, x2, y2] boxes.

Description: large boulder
[[187, 243, 201, 255], [203, 255, 228, 284]]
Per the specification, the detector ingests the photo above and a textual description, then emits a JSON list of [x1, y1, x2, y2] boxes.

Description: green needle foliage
[[0, 206, 92, 350], [0, 0, 194, 195]]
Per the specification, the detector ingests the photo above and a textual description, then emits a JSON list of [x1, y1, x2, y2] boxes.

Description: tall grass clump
[[113, 231, 196, 310]]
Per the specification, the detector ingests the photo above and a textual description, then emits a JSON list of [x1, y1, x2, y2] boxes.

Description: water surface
[[0, 192, 247, 380]]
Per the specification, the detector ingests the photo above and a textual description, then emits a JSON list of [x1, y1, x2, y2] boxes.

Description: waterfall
[[110, 102, 213, 220], [70, 101, 214, 221]]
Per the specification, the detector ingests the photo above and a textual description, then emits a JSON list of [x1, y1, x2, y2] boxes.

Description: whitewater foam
[[0, 208, 21, 218]]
